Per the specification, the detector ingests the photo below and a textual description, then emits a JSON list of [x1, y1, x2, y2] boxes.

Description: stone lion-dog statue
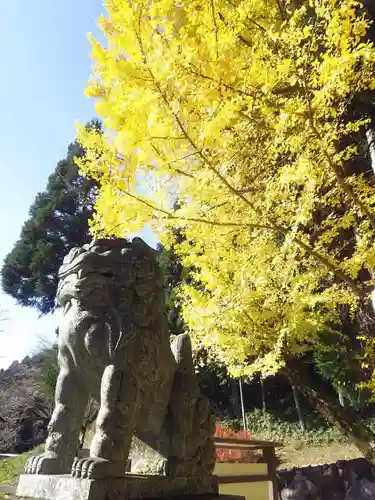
[[25, 238, 216, 479]]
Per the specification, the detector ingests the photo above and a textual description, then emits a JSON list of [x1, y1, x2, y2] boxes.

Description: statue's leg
[[25, 348, 89, 475], [164, 334, 201, 477], [153, 334, 215, 478], [72, 365, 138, 479]]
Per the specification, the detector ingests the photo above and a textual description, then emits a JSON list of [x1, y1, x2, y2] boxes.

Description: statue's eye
[[102, 272, 114, 278]]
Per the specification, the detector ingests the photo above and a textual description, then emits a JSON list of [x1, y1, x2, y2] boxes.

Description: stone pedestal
[[16, 473, 221, 500]]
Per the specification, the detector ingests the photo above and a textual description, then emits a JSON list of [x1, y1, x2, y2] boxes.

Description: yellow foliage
[[77, 0, 375, 379]]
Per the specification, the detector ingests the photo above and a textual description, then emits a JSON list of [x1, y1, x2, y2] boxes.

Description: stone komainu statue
[[25, 238, 216, 479]]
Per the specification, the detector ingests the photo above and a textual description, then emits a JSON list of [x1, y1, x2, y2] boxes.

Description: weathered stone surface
[[22, 237, 215, 483], [16, 473, 218, 500], [280, 470, 318, 500], [278, 458, 375, 500]]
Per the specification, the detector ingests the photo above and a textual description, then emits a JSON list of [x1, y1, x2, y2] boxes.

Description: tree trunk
[[292, 384, 306, 431], [283, 357, 375, 461], [260, 378, 267, 415], [230, 378, 241, 418], [338, 389, 346, 408], [366, 128, 375, 175]]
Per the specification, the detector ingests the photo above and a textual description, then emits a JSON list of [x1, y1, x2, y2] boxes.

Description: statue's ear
[[132, 237, 157, 255], [62, 246, 83, 265]]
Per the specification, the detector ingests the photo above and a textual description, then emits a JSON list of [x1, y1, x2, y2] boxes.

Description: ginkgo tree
[[77, 0, 375, 456]]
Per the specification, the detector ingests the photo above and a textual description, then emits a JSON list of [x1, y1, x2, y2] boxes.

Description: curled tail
[[167, 334, 216, 477]]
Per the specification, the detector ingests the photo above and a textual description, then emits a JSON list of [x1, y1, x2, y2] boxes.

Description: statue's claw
[[71, 457, 128, 479], [24, 456, 35, 474], [25, 454, 66, 475]]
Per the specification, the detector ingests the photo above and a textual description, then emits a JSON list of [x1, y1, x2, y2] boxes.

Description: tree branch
[[121, 190, 275, 231], [275, 0, 287, 20], [123, 189, 364, 297], [210, 0, 219, 60], [133, 13, 364, 299], [303, 76, 375, 230], [187, 65, 257, 98], [224, 0, 267, 33]]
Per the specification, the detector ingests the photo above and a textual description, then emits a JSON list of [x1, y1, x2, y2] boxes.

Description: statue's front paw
[[25, 453, 66, 475], [72, 457, 128, 479]]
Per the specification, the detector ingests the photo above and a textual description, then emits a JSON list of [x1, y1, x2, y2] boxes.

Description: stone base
[[16, 473, 219, 500]]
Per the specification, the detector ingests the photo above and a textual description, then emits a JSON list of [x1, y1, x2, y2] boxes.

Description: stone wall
[[278, 458, 375, 499]]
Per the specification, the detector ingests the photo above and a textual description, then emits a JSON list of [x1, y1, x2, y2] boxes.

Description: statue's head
[[56, 237, 157, 310]]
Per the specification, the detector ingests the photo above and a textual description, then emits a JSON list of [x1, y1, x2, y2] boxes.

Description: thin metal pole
[[239, 377, 247, 433]]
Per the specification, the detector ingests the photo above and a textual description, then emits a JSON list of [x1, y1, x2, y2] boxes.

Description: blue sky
[[0, 1, 106, 368]]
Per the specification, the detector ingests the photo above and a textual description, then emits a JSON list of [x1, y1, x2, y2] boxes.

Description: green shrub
[[220, 409, 347, 448], [0, 445, 44, 487]]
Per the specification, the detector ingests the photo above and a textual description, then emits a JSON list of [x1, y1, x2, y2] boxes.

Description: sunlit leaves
[[78, 0, 375, 379]]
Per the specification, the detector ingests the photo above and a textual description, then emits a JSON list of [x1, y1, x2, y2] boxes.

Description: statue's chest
[[59, 302, 103, 346]]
